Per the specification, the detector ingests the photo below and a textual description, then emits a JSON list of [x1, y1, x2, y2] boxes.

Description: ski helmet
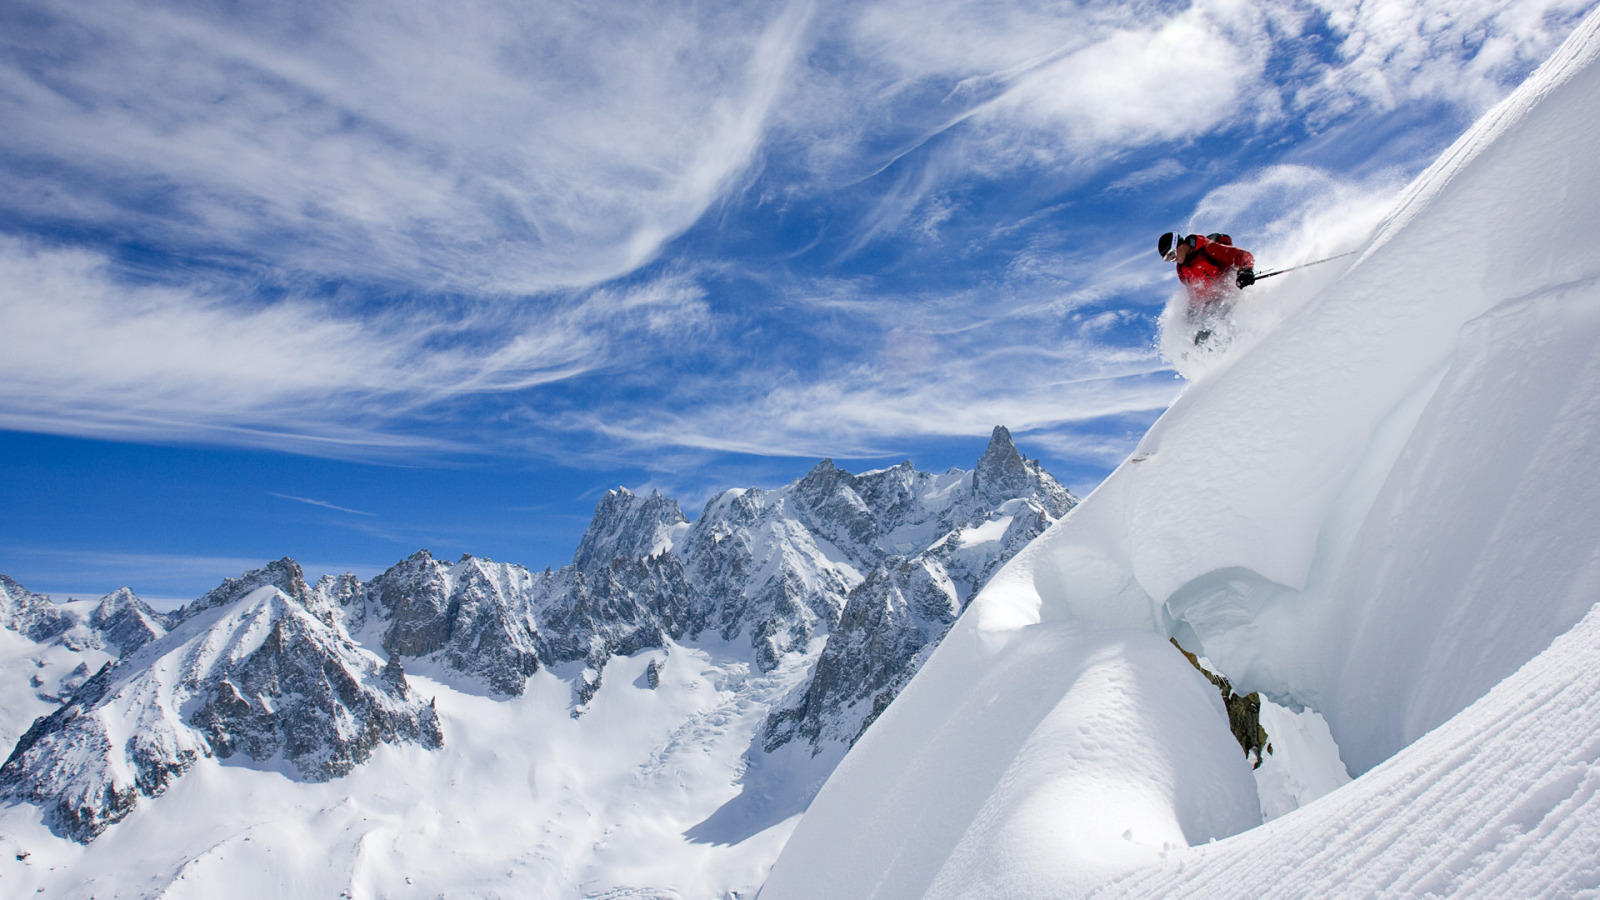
[[1158, 232, 1181, 261]]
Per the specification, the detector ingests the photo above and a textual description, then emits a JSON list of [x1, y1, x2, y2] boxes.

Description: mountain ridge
[[0, 425, 1075, 850]]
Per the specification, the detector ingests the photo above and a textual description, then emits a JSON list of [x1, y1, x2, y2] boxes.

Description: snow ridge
[[1, 571, 442, 842]]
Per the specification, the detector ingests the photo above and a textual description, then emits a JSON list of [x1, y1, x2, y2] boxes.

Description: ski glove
[[1236, 268, 1256, 289]]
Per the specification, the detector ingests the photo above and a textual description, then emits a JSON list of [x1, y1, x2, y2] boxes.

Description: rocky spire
[[972, 425, 1078, 516], [973, 426, 1030, 505], [573, 488, 688, 573]]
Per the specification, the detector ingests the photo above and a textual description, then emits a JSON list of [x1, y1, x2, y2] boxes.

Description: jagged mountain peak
[[88, 587, 166, 657], [573, 487, 688, 573], [794, 458, 842, 493], [0, 423, 1079, 860], [174, 557, 316, 623], [1, 583, 443, 842], [0, 575, 73, 644], [973, 425, 1029, 501], [0, 572, 41, 605]]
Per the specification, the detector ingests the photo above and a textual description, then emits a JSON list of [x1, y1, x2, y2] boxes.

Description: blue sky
[[1, 0, 1593, 604]]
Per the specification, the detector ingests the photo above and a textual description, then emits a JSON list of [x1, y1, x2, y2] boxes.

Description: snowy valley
[[0, 428, 1074, 898]]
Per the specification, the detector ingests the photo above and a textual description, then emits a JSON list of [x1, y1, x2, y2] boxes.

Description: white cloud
[[569, 298, 1180, 461], [265, 493, 376, 517], [0, 0, 1591, 469], [0, 0, 809, 293], [1301, 0, 1596, 117], [774, 0, 1592, 208], [971, 6, 1265, 163], [0, 237, 707, 455]]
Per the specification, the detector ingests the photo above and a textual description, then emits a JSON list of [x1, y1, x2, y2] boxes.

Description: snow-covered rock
[[1, 576, 164, 661], [761, 427, 1078, 753], [0, 583, 442, 842], [0, 423, 1071, 871], [0, 574, 73, 644], [572, 487, 688, 573], [764, 556, 958, 750], [354, 550, 546, 696], [87, 588, 166, 657], [344, 547, 699, 698], [171, 556, 340, 628]]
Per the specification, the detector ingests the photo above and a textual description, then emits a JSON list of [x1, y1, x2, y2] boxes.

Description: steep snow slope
[[1092, 596, 1600, 899], [764, 7, 1600, 898]]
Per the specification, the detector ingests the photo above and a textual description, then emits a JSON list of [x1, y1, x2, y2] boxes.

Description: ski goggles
[[1160, 232, 1185, 262]]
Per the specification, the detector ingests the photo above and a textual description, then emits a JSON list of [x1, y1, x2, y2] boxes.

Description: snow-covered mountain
[[2, 560, 443, 842], [0, 427, 1071, 897], [762, 8, 1600, 898]]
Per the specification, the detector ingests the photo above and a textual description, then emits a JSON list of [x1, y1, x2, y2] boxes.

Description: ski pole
[[1252, 250, 1360, 282]]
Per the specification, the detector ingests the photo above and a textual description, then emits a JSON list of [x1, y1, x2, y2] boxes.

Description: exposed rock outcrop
[[0, 574, 74, 643], [572, 488, 687, 574], [762, 427, 1079, 753], [1171, 638, 1271, 767], [0, 583, 443, 842]]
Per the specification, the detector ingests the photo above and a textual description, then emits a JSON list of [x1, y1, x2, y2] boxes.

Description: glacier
[[762, 6, 1600, 898]]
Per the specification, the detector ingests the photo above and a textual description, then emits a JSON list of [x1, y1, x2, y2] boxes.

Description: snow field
[[0, 639, 813, 899], [0, 627, 111, 752]]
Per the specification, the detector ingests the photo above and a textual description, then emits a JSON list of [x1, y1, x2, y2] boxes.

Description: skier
[[1157, 231, 1256, 344]]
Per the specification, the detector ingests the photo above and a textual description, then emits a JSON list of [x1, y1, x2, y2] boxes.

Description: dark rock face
[[366, 550, 459, 658], [974, 425, 1075, 514], [188, 605, 443, 780], [762, 427, 1079, 753], [678, 487, 856, 670], [343, 546, 699, 699], [0, 584, 443, 843], [354, 551, 544, 696], [88, 588, 167, 657], [0, 574, 74, 643], [1171, 639, 1271, 767], [537, 553, 699, 665], [765, 558, 958, 750], [573, 488, 687, 574]]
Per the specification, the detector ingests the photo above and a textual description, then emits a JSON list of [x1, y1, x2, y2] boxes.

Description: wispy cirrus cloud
[[266, 493, 375, 517], [567, 275, 1181, 462], [0, 237, 710, 456], [0, 0, 1593, 476], [0, 0, 809, 293], [0, 547, 386, 608]]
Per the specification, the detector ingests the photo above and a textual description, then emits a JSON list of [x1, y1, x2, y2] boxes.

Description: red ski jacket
[[1176, 234, 1254, 307]]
